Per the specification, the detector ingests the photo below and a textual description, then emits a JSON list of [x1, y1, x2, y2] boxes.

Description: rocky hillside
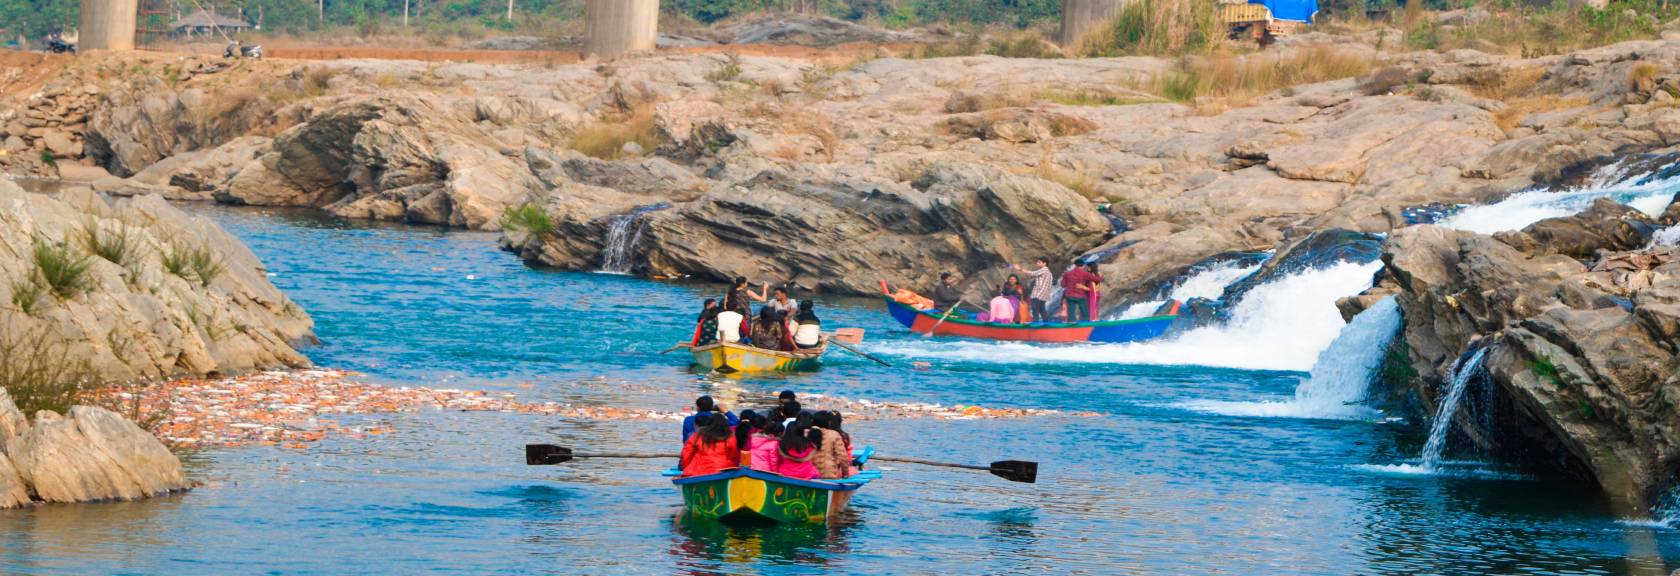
[[1356, 195, 1680, 511], [7, 36, 1680, 307], [0, 180, 315, 382]]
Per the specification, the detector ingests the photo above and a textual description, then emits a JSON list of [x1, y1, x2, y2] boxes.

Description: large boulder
[[130, 135, 272, 194], [5, 406, 188, 503], [1377, 197, 1680, 511], [218, 96, 543, 230], [0, 181, 314, 382]]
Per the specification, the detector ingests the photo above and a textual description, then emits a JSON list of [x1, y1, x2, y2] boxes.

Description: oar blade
[[526, 444, 574, 465], [989, 460, 1038, 483]]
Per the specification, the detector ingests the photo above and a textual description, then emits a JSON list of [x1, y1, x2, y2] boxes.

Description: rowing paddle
[[923, 299, 967, 338], [828, 337, 892, 367], [869, 455, 1038, 483], [527, 444, 676, 465], [658, 343, 692, 355]]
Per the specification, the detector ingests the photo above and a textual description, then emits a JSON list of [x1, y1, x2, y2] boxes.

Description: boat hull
[[674, 469, 859, 525], [690, 341, 825, 373], [883, 295, 1177, 343]]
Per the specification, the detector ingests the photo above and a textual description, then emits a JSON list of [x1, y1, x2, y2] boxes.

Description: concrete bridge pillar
[[1060, 0, 1127, 46], [79, 0, 139, 51], [585, 0, 659, 59]]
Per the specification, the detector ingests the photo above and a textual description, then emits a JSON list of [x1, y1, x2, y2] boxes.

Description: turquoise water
[[3, 205, 1678, 575]]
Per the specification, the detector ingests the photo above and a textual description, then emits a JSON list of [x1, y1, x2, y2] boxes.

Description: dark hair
[[1035, 256, 1048, 265], [779, 418, 820, 453], [735, 410, 761, 448], [1086, 262, 1099, 271], [815, 410, 850, 446], [1006, 274, 1020, 286], [699, 298, 719, 321], [697, 413, 732, 444], [779, 390, 797, 401], [940, 271, 952, 280], [780, 400, 802, 421], [796, 300, 818, 323], [774, 285, 788, 296], [734, 276, 748, 287], [695, 395, 714, 413], [759, 419, 785, 438], [756, 306, 779, 326]]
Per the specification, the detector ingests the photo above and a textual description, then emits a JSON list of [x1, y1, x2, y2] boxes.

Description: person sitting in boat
[[984, 288, 1016, 324], [811, 411, 856, 479], [1001, 273, 1030, 323], [716, 306, 745, 344], [778, 399, 804, 426], [1014, 257, 1055, 323], [750, 308, 795, 352], [766, 416, 822, 480], [679, 413, 739, 477], [930, 271, 962, 312], [793, 300, 822, 349], [748, 419, 785, 472], [692, 299, 721, 347], [1060, 261, 1102, 323], [681, 395, 738, 443]]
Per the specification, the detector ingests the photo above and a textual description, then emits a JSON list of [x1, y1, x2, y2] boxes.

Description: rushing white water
[[1420, 347, 1488, 470], [599, 214, 648, 274], [1443, 163, 1679, 234], [1654, 225, 1680, 247], [1115, 260, 1263, 319], [1179, 296, 1401, 419], [876, 260, 1384, 372]]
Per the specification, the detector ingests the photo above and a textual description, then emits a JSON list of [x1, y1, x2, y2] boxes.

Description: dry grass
[[1465, 66, 1547, 101], [569, 105, 665, 160], [944, 91, 1035, 113], [1077, 0, 1220, 57], [1492, 95, 1591, 133], [1629, 62, 1663, 93], [1038, 88, 1157, 107], [1155, 45, 1375, 107], [1028, 149, 1105, 200]]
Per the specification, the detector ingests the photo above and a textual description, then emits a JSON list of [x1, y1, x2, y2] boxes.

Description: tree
[[0, 0, 78, 42]]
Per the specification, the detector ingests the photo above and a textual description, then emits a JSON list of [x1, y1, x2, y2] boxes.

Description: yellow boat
[[689, 339, 827, 374]]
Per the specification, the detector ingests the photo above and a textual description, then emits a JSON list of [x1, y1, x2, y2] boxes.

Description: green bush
[[79, 221, 139, 267], [500, 203, 556, 236], [33, 238, 93, 298], [0, 322, 98, 418], [162, 240, 224, 287], [10, 278, 45, 316]]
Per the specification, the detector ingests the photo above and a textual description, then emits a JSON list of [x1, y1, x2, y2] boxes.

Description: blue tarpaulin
[[1257, 0, 1318, 22]]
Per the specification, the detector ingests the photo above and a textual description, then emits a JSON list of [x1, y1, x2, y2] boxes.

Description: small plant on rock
[[79, 220, 139, 267], [162, 240, 223, 287], [706, 53, 744, 83], [0, 321, 99, 418], [10, 277, 45, 316], [33, 238, 93, 298], [499, 203, 555, 236]]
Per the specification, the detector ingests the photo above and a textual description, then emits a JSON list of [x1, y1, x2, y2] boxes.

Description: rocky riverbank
[[8, 35, 1680, 309], [1353, 194, 1680, 511]]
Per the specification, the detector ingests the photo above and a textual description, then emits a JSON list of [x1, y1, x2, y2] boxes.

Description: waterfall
[[1653, 224, 1680, 247], [1420, 347, 1488, 470], [597, 205, 668, 274], [1443, 161, 1680, 234], [1177, 296, 1401, 419], [1116, 259, 1263, 319]]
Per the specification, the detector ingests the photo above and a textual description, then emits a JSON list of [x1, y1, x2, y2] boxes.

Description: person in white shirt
[[717, 309, 744, 343], [793, 300, 823, 349]]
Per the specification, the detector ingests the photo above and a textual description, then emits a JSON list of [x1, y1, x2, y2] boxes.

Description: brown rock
[[5, 407, 188, 503]]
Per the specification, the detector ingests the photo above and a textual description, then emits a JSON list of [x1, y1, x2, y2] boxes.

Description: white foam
[[1443, 164, 1679, 234], [875, 260, 1383, 372], [1176, 297, 1400, 420], [1349, 461, 1528, 481], [1116, 260, 1262, 319], [1653, 224, 1680, 247]]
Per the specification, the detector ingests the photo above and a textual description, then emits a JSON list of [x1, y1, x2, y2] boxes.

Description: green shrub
[[10, 278, 44, 316], [707, 53, 745, 83], [0, 322, 98, 418], [499, 203, 555, 236], [79, 221, 139, 266], [162, 241, 224, 287], [33, 239, 93, 298]]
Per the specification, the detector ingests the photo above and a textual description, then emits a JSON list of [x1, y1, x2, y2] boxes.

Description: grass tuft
[[162, 241, 224, 287], [79, 221, 139, 267], [569, 106, 665, 160], [1151, 45, 1374, 108], [33, 238, 93, 298], [0, 322, 99, 418], [499, 203, 555, 236], [706, 53, 744, 83]]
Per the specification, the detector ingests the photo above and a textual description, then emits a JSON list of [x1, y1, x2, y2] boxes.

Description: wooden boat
[[882, 286, 1181, 344], [689, 339, 827, 374], [669, 467, 878, 525]]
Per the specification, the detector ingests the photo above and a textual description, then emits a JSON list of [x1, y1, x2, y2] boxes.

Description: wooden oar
[[870, 455, 1038, 484], [527, 444, 1038, 484], [658, 342, 692, 355], [828, 337, 892, 367], [527, 444, 676, 465], [922, 299, 967, 338]]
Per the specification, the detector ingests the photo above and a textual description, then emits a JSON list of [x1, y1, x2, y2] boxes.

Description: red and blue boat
[[881, 285, 1181, 344]]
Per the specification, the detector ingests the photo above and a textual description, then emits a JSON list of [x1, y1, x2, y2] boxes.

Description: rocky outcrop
[[0, 391, 189, 508], [1377, 197, 1680, 511], [218, 96, 543, 230], [0, 181, 314, 382]]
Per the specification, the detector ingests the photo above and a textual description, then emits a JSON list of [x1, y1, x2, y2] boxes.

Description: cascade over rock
[[1374, 196, 1680, 511]]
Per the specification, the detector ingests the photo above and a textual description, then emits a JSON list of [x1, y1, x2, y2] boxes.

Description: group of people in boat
[[678, 391, 858, 480], [691, 277, 823, 352], [914, 256, 1106, 324]]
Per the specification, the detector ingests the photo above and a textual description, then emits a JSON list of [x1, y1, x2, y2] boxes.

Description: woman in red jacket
[[679, 413, 739, 477]]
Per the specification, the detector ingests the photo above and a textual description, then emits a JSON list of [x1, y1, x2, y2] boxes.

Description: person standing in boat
[[681, 395, 739, 443], [1061, 261, 1102, 322], [724, 276, 766, 337], [679, 414, 739, 477], [793, 300, 823, 349], [931, 272, 962, 312], [1015, 258, 1055, 323]]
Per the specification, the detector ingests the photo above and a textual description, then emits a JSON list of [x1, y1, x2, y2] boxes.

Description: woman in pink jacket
[[748, 420, 784, 472], [765, 422, 821, 480]]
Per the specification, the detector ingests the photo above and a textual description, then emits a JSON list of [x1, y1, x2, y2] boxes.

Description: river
[[2, 195, 1679, 573]]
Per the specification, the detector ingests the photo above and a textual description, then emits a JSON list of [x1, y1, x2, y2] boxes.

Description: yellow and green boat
[[689, 339, 827, 374], [669, 468, 877, 525]]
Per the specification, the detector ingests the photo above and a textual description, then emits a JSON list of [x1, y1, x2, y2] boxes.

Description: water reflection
[[669, 513, 856, 573]]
